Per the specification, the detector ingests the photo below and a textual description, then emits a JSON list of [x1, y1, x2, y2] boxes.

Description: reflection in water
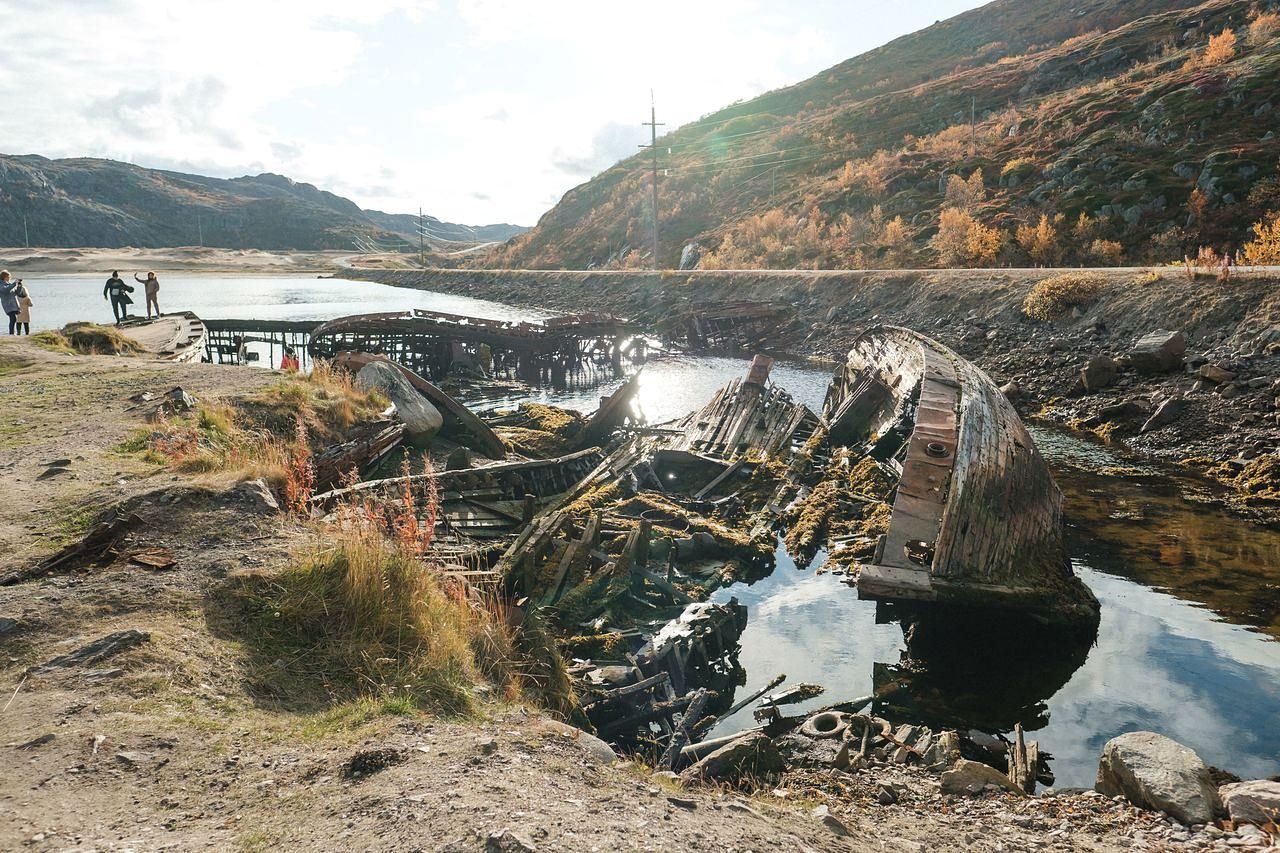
[[711, 549, 1280, 787], [870, 601, 1095, 733]]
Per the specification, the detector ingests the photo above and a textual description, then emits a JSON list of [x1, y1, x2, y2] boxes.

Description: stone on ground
[[1219, 780, 1280, 826], [1140, 394, 1187, 433], [355, 361, 443, 447], [227, 478, 280, 514], [1094, 731, 1221, 825], [1129, 330, 1187, 374], [1078, 355, 1118, 393], [939, 759, 1021, 795]]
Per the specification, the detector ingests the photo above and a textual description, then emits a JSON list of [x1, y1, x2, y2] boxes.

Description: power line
[[639, 90, 665, 269], [667, 142, 832, 174]]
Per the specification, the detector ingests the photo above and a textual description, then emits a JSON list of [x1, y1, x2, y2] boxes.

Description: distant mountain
[[491, 0, 1280, 269], [0, 155, 527, 251], [361, 210, 525, 245]]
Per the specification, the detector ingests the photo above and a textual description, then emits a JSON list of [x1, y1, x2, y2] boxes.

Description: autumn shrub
[[1088, 239, 1126, 266], [1248, 10, 1280, 45], [1016, 213, 1066, 266], [1243, 215, 1280, 265], [1022, 273, 1108, 321], [1185, 28, 1237, 70], [932, 207, 1003, 267]]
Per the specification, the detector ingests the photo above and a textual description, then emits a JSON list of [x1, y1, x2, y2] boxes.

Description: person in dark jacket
[[103, 271, 133, 323], [0, 270, 19, 334]]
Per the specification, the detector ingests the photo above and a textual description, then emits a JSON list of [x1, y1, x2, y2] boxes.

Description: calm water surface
[[21, 274, 1278, 788]]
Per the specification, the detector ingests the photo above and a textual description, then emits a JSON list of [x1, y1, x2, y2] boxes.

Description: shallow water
[[14, 273, 550, 334], [22, 274, 1278, 788]]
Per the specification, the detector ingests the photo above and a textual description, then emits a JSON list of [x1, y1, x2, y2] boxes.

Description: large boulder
[[1219, 780, 1280, 826], [1130, 330, 1187, 374], [355, 362, 443, 447], [679, 731, 784, 786], [1095, 732, 1221, 825]]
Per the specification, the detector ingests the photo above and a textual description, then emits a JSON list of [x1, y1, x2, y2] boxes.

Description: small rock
[[1198, 364, 1236, 384], [1140, 395, 1187, 433], [679, 732, 784, 786], [115, 750, 154, 768], [940, 759, 1021, 795], [1130, 330, 1187, 374], [229, 479, 280, 514], [479, 738, 499, 756], [485, 828, 537, 852], [1079, 356, 1119, 393], [811, 804, 851, 836], [877, 784, 899, 805]]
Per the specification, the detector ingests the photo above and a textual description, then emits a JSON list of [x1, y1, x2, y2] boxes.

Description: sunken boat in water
[[822, 326, 1099, 626]]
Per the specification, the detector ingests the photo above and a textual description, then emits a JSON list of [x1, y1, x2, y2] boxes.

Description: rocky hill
[[0, 155, 526, 251], [490, 0, 1280, 269]]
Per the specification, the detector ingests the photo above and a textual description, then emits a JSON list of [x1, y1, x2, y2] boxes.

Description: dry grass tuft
[[1022, 273, 1108, 321], [33, 323, 144, 356], [232, 517, 525, 715]]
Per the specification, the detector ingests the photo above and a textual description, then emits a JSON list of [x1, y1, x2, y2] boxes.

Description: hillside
[[0, 155, 526, 251], [490, 0, 1280, 269]]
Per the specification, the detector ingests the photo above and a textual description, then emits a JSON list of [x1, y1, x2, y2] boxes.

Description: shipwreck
[[821, 326, 1100, 626]]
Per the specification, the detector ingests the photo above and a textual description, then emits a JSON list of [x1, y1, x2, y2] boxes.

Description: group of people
[[0, 270, 34, 335], [103, 270, 161, 323], [0, 268, 165, 336]]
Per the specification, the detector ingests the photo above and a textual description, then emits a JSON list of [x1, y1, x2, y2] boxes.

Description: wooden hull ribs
[[823, 327, 1099, 625]]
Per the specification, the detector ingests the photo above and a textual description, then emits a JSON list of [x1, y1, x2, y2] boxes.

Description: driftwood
[[3, 513, 143, 586], [661, 687, 711, 770], [722, 674, 786, 719], [1007, 723, 1041, 794]]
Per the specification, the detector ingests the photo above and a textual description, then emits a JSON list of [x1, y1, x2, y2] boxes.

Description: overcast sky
[[0, 0, 984, 226]]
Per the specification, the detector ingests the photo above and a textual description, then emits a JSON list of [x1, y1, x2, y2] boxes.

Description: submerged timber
[[825, 327, 1100, 625]]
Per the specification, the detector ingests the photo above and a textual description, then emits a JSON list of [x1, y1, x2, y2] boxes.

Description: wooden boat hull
[[331, 351, 507, 460], [824, 326, 1098, 625]]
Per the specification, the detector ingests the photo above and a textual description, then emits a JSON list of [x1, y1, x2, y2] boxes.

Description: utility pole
[[419, 207, 426, 268], [639, 91, 665, 269], [22, 215, 29, 248], [197, 214, 203, 247]]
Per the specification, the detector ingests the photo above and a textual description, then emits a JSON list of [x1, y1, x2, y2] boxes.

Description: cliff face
[[0, 155, 526, 250], [489, 0, 1280, 269]]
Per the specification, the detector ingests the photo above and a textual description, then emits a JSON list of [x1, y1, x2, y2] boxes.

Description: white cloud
[[0, 0, 985, 224]]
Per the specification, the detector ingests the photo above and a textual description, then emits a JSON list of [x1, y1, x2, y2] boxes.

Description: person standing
[[14, 279, 32, 334], [0, 271, 18, 335], [103, 270, 133, 323], [135, 271, 160, 318]]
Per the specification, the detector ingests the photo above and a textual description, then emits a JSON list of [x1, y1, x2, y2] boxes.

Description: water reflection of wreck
[[823, 326, 1100, 626], [870, 600, 1094, 734]]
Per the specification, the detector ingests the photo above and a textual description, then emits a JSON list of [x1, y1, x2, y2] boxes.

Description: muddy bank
[[359, 266, 1280, 509]]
